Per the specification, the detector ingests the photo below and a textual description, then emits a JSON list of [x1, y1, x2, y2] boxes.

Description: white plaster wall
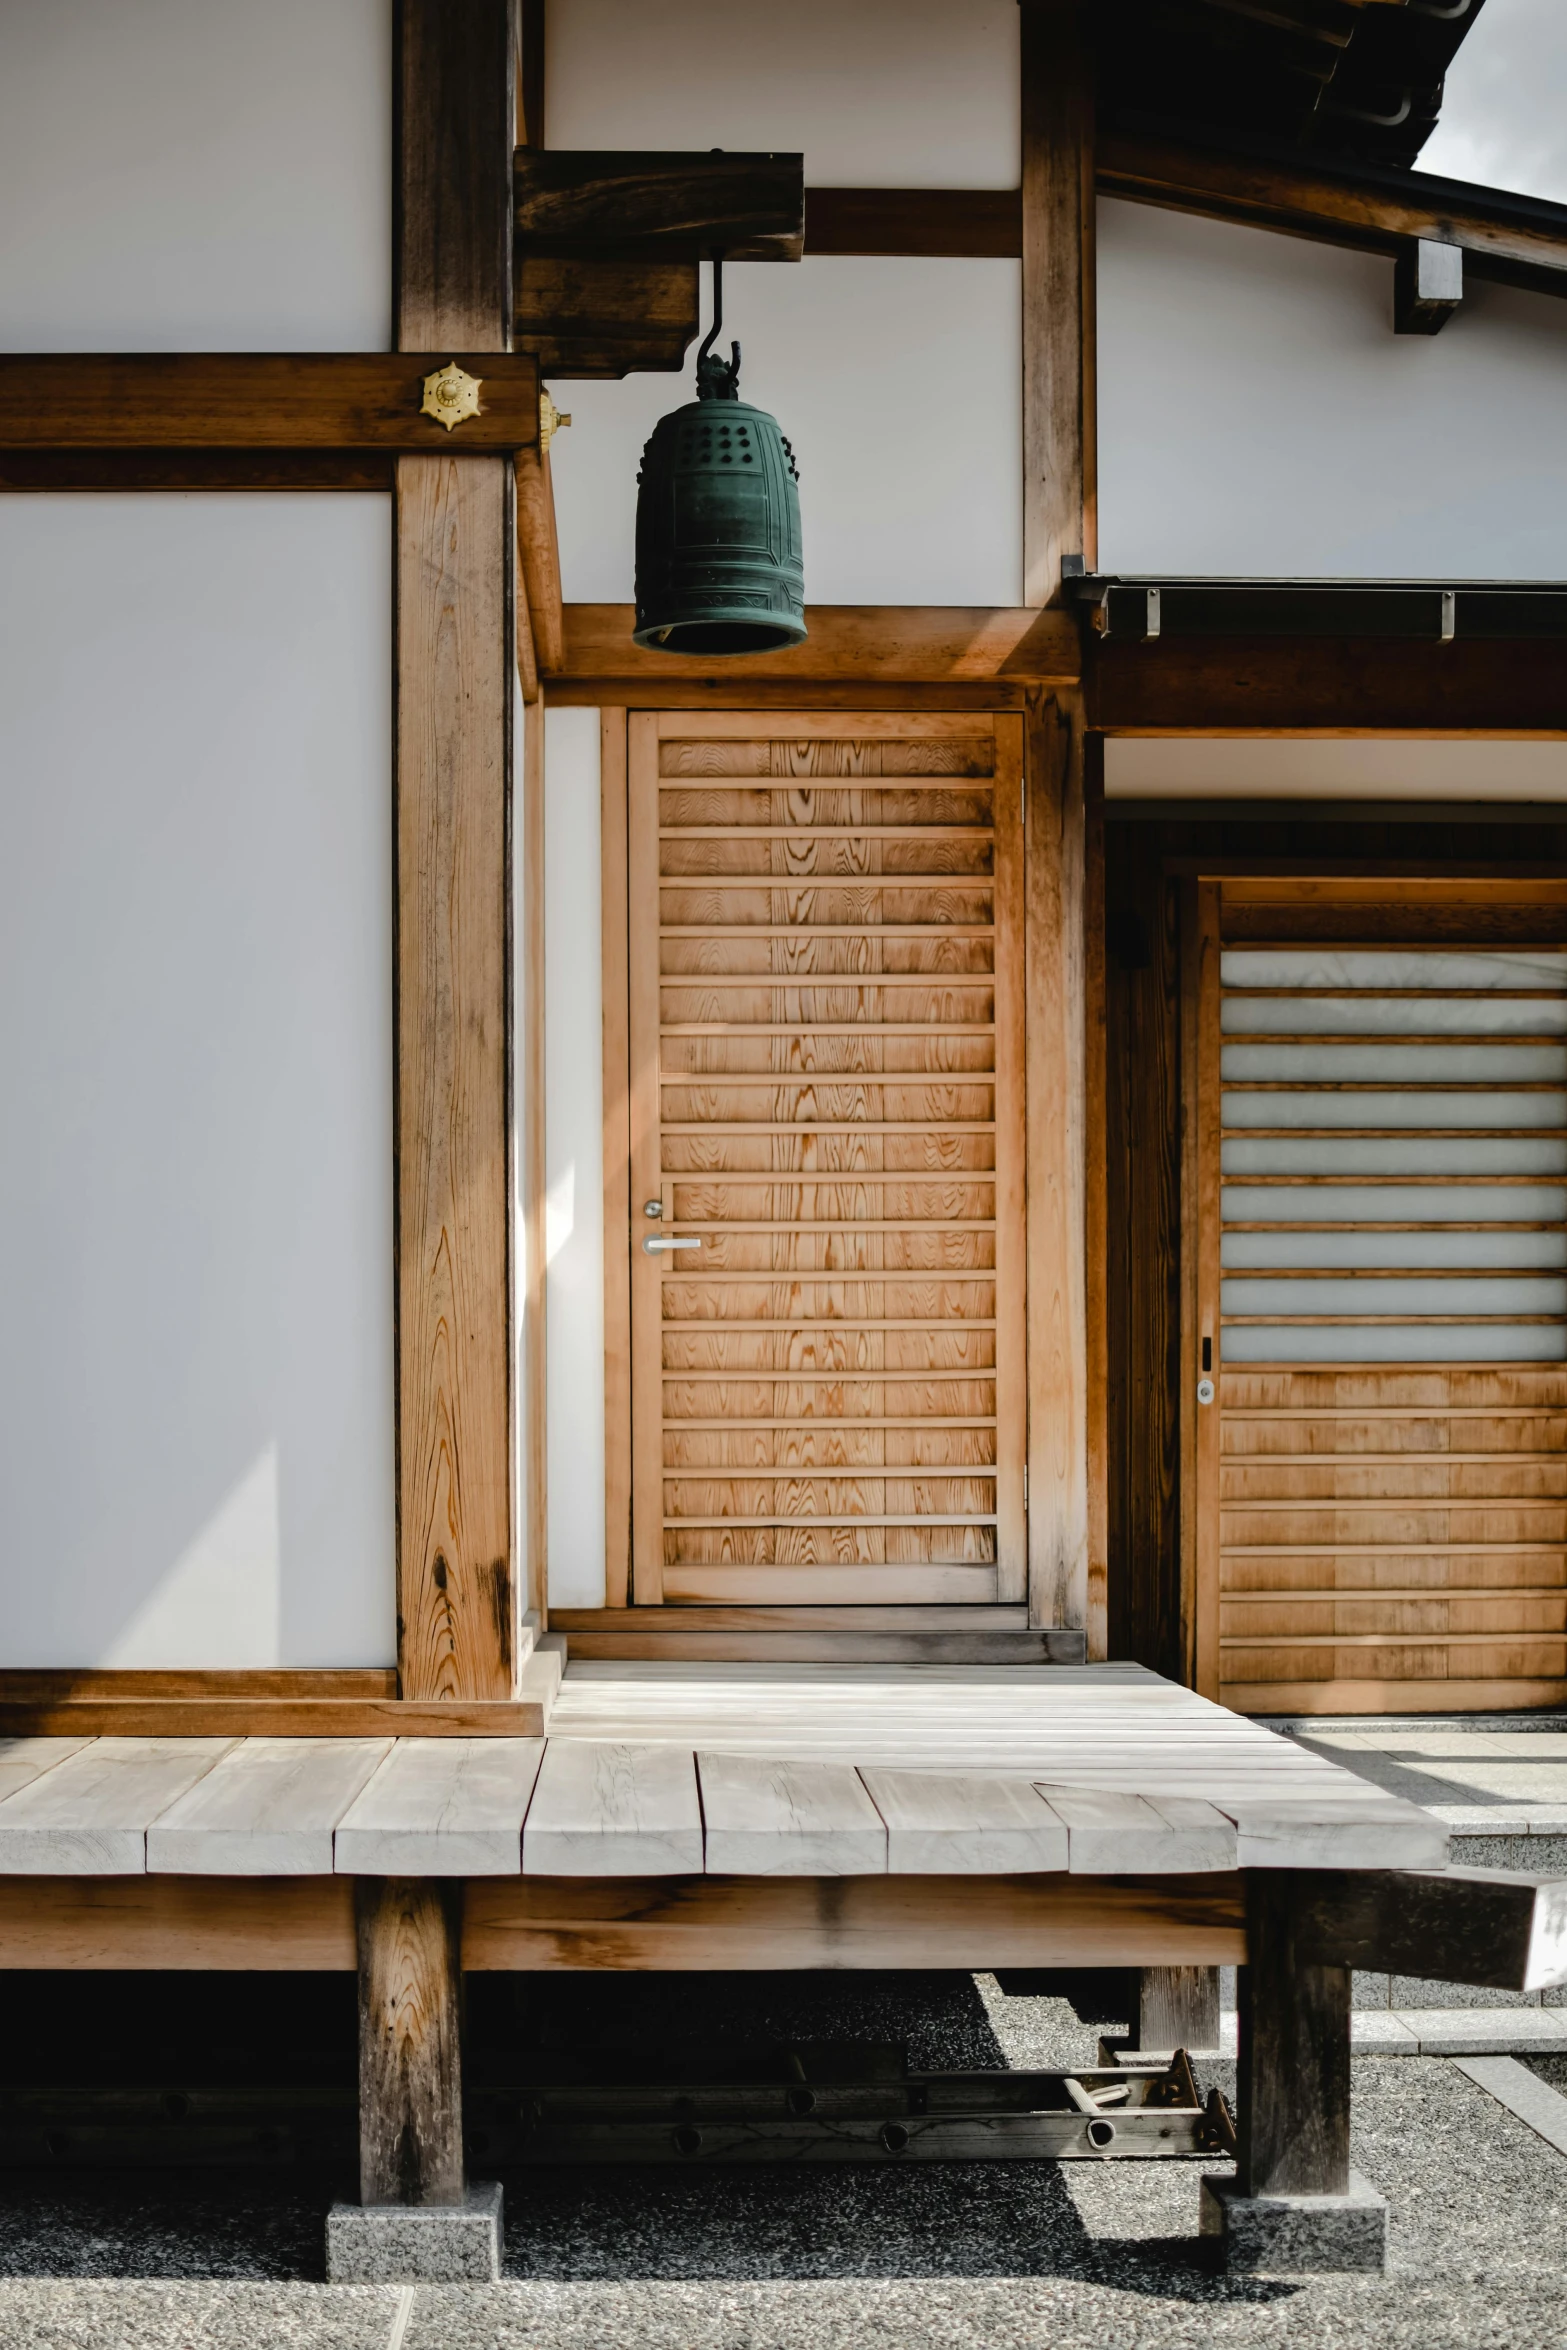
[[549, 257, 1023, 606], [546, 0, 1019, 186], [542, 712, 608, 1607], [1098, 198, 1567, 580], [1107, 740, 1567, 800], [0, 0, 390, 350], [0, 497, 395, 1666]]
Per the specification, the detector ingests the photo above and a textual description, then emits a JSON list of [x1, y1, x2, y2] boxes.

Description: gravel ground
[[3, 1975, 1567, 2349]]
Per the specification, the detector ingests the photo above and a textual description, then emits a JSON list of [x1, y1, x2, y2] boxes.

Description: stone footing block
[[1200, 2171, 1388, 2274], [326, 2181, 502, 2283]]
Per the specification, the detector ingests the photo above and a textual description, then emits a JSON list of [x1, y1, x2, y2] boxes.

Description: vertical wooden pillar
[[1025, 688, 1089, 1634], [1020, 0, 1097, 608], [356, 1878, 465, 2206], [394, 0, 519, 1700], [521, 694, 548, 1623], [1082, 740, 1108, 1659], [1137, 1964, 1221, 2054], [1239, 1874, 1352, 2199]]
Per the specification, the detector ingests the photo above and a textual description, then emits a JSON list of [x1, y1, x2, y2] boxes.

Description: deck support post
[[1201, 1872, 1387, 2273], [327, 1878, 501, 2284], [1136, 1965, 1220, 2054]]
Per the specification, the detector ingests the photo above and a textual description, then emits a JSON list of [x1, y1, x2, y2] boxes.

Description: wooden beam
[[1024, 688, 1091, 1636], [515, 150, 804, 261], [556, 604, 1081, 686], [516, 449, 567, 674], [0, 1697, 552, 1737], [1296, 1865, 1567, 1993], [805, 188, 1022, 258], [462, 1870, 1246, 1971], [1136, 1965, 1222, 2053], [0, 452, 397, 492], [1239, 1872, 1351, 2199], [0, 354, 539, 450], [515, 255, 700, 378], [395, 0, 519, 1705], [1020, 0, 1096, 607], [1099, 129, 1567, 302], [356, 1878, 465, 2205], [0, 1875, 356, 1969], [1091, 636, 1567, 737]]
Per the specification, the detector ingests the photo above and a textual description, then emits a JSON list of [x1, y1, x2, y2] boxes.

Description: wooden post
[[1239, 1873, 1351, 2199], [1020, 0, 1096, 608], [1025, 687, 1089, 1633], [1082, 739, 1108, 1659], [1138, 1964, 1221, 2053], [394, 0, 520, 1701], [356, 1878, 465, 2207]]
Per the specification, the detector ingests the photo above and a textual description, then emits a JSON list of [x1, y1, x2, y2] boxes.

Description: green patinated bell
[[633, 341, 806, 654]]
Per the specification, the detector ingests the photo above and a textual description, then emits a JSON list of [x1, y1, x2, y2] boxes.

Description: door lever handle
[[643, 1235, 702, 1254]]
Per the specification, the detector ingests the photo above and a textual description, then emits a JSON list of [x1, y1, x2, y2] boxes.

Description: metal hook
[[696, 250, 741, 396]]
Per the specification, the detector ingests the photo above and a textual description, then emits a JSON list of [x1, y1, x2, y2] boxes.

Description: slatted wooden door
[[1192, 878, 1567, 1714], [625, 710, 1027, 1607]]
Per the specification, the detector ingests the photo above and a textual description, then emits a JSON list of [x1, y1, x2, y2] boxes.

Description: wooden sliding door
[[622, 709, 1027, 1607], [1190, 878, 1567, 1713]]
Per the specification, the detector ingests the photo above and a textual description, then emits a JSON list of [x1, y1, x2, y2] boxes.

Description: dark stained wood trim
[[519, 0, 546, 151], [515, 150, 803, 262], [1020, 0, 1096, 605], [0, 354, 538, 450], [804, 188, 1022, 258], [1091, 636, 1567, 737], [394, 0, 519, 1704], [1100, 129, 1567, 302], [556, 604, 1081, 686], [0, 452, 397, 492]]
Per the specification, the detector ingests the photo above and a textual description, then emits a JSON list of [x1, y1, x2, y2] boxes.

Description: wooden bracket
[[1394, 237, 1464, 334]]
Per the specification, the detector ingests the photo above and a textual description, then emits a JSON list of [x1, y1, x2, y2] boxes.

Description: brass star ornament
[[420, 362, 483, 432]]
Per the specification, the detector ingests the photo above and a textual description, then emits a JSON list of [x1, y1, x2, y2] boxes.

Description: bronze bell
[[633, 260, 806, 654]]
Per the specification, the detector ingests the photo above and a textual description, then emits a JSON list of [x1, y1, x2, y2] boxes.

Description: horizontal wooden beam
[[0, 353, 540, 450], [1297, 1865, 1567, 1993], [805, 188, 1022, 258], [1098, 131, 1567, 299], [515, 256, 699, 377], [0, 1699, 550, 1737], [463, 1870, 1246, 1971], [1091, 635, 1567, 736], [555, 604, 1081, 687], [0, 451, 397, 491], [0, 1869, 1245, 1973], [806, 152, 1567, 302], [516, 149, 803, 261]]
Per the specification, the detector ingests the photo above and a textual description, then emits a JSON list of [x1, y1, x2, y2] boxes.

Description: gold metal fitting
[[540, 389, 572, 453], [420, 362, 483, 431]]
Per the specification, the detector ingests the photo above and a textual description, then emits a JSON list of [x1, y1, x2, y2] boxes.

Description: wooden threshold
[[549, 1606, 1087, 1664], [0, 1870, 1245, 1973]]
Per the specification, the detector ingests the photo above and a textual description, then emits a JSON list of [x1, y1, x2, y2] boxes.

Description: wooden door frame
[[594, 699, 1094, 1636]]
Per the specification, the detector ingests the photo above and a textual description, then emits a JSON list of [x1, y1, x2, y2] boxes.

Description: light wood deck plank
[[1035, 1784, 1238, 1874], [0, 1738, 96, 1807], [147, 1739, 392, 1875], [522, 1742, 703, 1876], [335, 1739, 544, 1875], [0, 1738, 235, 1874], [698, 1751, 888, 1875], [857, 1769, 1069, 1873]]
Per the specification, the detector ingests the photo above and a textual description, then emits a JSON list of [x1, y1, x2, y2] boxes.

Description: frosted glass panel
[[1221, 950, 1567, 992], [1222, 1231, 1567, 1271], [1220, 940, 1567, 1368], [1223, 1325, 1567, 1364], [1221, 1182, 1567, 1224], [1223, 1137, 1567, 1176], [1223, 1276, 1567, 1318], [1222, 996, 1567, 1037], [1222, 1044, 1567, 1083]]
